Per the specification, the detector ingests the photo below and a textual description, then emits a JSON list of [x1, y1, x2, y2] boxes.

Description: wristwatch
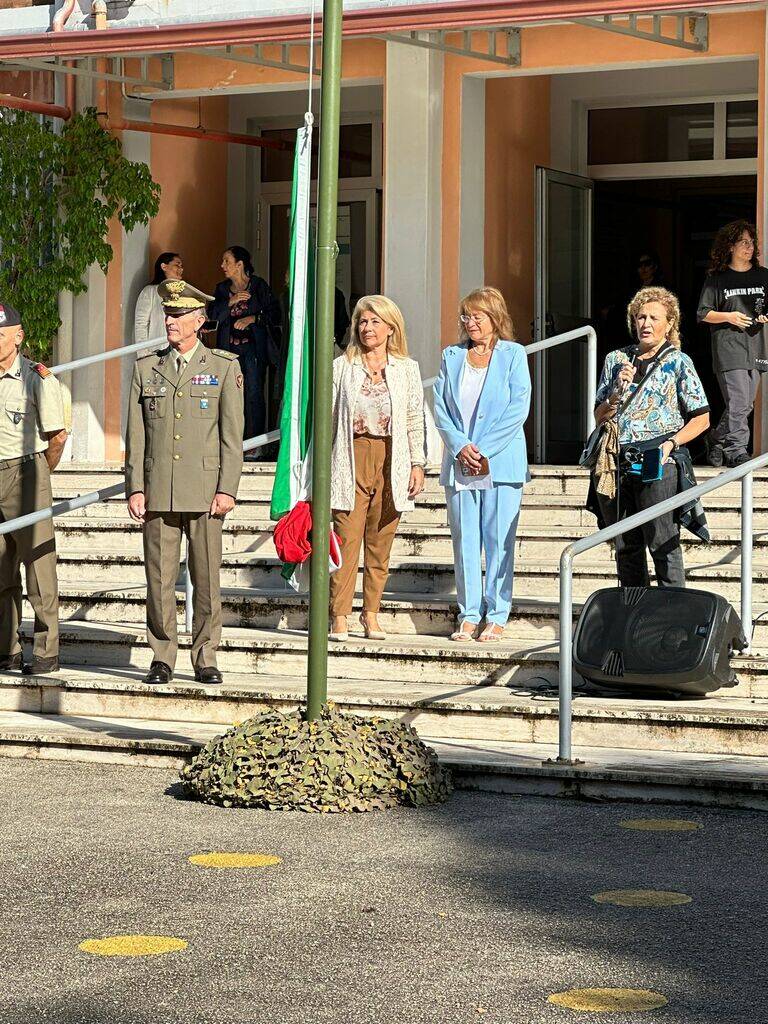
[[668, 438, 679, 451]]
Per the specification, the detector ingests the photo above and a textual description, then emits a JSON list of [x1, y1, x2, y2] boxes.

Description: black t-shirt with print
[[697, 266, 768, 374]]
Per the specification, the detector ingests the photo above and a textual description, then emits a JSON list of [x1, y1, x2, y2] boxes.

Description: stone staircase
[[2, 461, 768, 790]]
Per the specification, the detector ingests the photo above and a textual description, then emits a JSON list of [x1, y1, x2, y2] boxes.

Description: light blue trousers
[[445, 483, 523, 626]]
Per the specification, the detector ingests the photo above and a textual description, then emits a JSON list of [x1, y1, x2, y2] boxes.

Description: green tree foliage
[[0, 107, 160, 361]]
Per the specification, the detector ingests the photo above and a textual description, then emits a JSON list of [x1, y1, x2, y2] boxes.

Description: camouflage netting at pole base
[[179, 704, 452, 812]]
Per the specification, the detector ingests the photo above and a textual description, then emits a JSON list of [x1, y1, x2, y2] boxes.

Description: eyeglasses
[[637, 259, 654, 268], [736, 238, 755, 247], [459, 312, 487, 325]]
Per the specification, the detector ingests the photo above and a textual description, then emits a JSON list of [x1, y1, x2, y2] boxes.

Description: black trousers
[[595, 463, 685, 588], [235, 341, 267, 442]]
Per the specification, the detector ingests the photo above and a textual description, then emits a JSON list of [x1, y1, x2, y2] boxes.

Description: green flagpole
[[306, 0, 343, 721]]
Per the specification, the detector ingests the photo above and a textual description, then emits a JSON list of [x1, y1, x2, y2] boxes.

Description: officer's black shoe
[[0, 652, 24, 673], [143, 661, 173, 685], [194, 666, 223, 686], [22, 656, 59, 676]]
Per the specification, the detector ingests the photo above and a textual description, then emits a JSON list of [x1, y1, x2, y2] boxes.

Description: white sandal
[[450, 622, 478, 642]]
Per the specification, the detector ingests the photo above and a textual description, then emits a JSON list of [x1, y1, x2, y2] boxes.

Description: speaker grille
[[575, 588, 715, 677], [601, 650, 625, 677]]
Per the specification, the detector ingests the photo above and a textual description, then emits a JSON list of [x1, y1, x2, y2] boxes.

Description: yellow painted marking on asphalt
[[619, 818, 702, 832], [79, 935, 188, 957], [591, 889, 692, 908], [547, 988, 668, 1012], [189, 852, 282, 869]]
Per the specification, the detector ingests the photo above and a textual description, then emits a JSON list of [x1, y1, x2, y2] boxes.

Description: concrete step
[[2, 710, 767, 809], [14, 619, 768, 696], [48, 584, 768, 649], [47, 517, 768, 566], [3, 667, 768, 755], [48, 548, 768, 607]]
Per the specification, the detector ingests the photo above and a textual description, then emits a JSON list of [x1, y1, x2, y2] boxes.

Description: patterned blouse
[[353, 374, 392, 436], [595, 345, 709, 445]]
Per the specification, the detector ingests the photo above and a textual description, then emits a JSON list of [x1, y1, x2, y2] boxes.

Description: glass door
[[534, 167, 593, 464]]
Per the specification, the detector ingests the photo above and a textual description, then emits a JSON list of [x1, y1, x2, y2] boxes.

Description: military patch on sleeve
[[236, 373, 244, 390], [34, 363, 51, 379]]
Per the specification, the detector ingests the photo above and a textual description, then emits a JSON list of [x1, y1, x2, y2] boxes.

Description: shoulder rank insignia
[[34, 363, 51, 379]]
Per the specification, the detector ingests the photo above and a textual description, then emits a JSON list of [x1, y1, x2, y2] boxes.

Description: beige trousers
[[0, 453, 59, 660], [330, 435, 401, 616], [143, 511, 222, 671]]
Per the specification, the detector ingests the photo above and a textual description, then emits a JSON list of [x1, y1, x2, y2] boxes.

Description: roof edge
[[0, 0, 754, 58]]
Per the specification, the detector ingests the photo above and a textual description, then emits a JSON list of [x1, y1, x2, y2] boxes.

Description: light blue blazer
[[432, 339, 532, 487]]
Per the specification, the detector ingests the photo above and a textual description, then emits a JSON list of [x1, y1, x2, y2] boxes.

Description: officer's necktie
[[175, 355, 184, 381]]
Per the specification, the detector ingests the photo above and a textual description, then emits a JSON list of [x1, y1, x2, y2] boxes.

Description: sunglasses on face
[[165, 310, 199, 320]]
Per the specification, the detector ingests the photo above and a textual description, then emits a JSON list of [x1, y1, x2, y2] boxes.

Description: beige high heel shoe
[[359, 613, 386, 640], [329, 616, 349, 642]]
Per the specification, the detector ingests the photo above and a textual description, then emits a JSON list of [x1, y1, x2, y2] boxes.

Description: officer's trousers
[[445, 482, 523, 627], [0, 453, 59, 660], [143, 511, 223, 671]]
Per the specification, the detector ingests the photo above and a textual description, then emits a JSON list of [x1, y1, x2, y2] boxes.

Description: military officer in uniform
[[126, 280, 244, 686], [0, 303, 68, 675]]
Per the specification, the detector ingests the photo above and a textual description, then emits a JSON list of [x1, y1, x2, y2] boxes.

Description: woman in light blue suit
[[433, 287, 531, 642]]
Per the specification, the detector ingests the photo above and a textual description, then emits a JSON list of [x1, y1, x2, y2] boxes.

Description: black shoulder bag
[[579, 344, 672, 469]]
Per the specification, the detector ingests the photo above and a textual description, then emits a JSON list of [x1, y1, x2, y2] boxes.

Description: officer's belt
[[0, 452, 42, 471]]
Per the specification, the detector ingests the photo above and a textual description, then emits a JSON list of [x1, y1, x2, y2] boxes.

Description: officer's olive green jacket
[[126, 344, 244, 512]]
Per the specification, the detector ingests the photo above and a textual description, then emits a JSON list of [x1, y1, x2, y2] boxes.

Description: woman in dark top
[[208, 245, 281, 449], [697, 220, 768, 467]]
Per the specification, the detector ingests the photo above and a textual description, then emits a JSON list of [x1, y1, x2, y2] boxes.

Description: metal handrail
[[51, 334, 168, 375], [557, 452, 768, 764], [526, 326, 598, 463]]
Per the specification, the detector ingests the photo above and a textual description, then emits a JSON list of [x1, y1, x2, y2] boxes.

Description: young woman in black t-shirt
[[697, 220, 768, 467]]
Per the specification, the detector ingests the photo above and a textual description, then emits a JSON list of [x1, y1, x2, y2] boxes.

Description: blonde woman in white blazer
[[329, 296, 426, 642]]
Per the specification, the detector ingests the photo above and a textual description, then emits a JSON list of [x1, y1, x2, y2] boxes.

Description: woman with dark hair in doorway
[[209, 245, 282, 455], [134, 252, 182, 343], [698, 220, 768, 467]]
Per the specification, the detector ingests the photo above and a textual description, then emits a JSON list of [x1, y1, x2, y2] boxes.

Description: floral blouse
[[353, 374, 392, 436], [595, 345, 709, 445]]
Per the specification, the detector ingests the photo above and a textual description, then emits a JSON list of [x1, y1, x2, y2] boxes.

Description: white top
[[134, 284, 166, 343], [454, 358, 492, 491]]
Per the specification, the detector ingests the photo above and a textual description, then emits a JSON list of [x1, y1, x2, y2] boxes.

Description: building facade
[[0, 0, 765, 463]]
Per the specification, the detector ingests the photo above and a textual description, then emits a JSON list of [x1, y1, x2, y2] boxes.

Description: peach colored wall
[[148, 97, 231, 296], [484, 75, 551, 347], [172, 39, 385, 91], [439, 11, 765, 347]]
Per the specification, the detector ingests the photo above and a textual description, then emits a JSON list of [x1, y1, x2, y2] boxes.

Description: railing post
[[184, 540, 193, 635], [557, 546, 575, 763], [585, 327, 597, 434], [741, 471, 753, 651]]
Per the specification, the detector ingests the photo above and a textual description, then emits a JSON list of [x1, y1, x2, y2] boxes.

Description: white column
[[383, 39, 443, 377], [120, 98, 153, 442], [459, 76, 485, 297]]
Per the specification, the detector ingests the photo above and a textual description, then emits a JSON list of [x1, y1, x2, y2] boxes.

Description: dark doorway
[[593, 174, 758, 460]]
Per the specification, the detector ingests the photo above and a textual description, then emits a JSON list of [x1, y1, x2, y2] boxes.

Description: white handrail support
[[557, 453, 768, 764]]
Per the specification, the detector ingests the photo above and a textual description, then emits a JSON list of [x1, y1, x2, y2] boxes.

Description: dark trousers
[[236, 342, 267, 442], [595, 463, 685, 588], [712, 368, 760, 459], [0, 453, 59, 659]]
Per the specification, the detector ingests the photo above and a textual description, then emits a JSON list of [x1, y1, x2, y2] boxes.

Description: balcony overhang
[[0, 0, 751, 59]]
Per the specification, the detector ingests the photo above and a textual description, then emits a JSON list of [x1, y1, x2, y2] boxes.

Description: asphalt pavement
[[1, 759, 766, 1024]]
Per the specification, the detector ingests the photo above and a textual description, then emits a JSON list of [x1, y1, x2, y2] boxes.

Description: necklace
[[363, 354, 386, 381], [467, 342, 493, 367]]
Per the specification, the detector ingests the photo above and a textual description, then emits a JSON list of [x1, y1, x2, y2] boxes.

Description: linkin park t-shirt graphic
[[697, 266, 768, 373]]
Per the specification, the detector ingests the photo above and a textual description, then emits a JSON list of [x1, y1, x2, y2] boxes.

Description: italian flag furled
[[270, 117, 316, 589], [271, 116, 343, 589]]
